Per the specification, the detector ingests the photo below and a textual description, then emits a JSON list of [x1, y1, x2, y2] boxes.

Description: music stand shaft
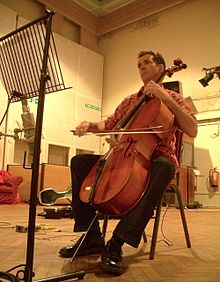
[[24, 13, 52, 281]]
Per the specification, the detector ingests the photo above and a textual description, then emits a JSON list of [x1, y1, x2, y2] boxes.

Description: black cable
[[0, 271, 20, 282], [0, 264, 32, 282], [158, 194, 174, 247], [0, 272, 14, 282], [0, 97, 13, 126], [0, 221, 13, 228]]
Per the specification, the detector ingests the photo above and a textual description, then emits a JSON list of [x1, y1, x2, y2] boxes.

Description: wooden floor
[[1, 203, 220, 282]]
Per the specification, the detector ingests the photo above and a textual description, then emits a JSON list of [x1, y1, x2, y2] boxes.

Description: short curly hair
[[138, 50, 166, 69]]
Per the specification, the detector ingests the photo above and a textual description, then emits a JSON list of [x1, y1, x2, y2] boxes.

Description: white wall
[[0, 5, 18, 168], [0, 4, 103, 169], [98, 0, 220, 115], [98, 0, 220, 207], [194, 121, 220, 207]]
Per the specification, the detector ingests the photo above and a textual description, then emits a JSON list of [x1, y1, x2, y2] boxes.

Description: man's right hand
[[75, 121, 91, 136]]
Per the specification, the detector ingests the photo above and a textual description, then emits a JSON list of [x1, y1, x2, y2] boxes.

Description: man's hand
[[144, 80, 172, 105], [74, 120, 106, 136], [144, 81, 197, 138], [75, 121, 91, 137]]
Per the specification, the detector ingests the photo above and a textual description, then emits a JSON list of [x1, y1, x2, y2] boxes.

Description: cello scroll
[[166, 58, 187, 77]]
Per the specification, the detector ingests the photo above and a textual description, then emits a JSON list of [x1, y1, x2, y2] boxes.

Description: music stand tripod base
[[35, 271, 85, 282]]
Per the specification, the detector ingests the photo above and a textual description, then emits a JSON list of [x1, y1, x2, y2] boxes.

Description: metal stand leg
[[142, 230, 147, 243], [149, 201, 162, 260], [36, 271, 85, 282], [102, 215, 109, 239]]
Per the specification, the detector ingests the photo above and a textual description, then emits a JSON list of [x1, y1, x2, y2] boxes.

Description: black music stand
[[0, 11, 85, 282]]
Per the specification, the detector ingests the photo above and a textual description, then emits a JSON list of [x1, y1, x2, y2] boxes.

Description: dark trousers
[[71, 154, 175, 248]]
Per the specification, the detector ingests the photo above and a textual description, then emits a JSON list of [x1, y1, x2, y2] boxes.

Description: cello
[[79, 59, 187, 216]]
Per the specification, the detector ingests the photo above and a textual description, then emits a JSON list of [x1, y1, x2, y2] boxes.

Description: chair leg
[[149, 201, 162, 260], [102, 214, 109, 240], [174, 186, 191, 248]]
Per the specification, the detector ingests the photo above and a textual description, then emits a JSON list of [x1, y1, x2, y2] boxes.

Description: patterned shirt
[[105, 86, 195, 169]]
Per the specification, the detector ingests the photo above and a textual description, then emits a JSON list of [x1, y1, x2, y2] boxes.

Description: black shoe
[[101, 237, 124, 275], [59, 233, 105, 258]]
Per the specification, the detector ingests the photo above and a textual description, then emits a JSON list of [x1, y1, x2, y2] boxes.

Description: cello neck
[[117, 95, 149, 128], [116, 66, 167, 129]]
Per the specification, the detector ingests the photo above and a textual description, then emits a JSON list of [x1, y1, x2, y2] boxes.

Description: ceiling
[[71, 0, 137, 17], [38, 0, 188, 36]]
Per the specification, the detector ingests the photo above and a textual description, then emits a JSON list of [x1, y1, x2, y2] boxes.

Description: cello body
[[80, 98, 174, 215]]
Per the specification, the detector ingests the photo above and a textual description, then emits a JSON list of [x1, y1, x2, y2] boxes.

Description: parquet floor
[[0, 204, 220, 281]]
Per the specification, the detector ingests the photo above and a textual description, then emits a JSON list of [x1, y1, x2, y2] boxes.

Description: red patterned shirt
[[105, 86, 195, 169]]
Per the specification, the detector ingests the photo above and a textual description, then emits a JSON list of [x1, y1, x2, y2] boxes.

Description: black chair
[[101, 130, 191, 260]]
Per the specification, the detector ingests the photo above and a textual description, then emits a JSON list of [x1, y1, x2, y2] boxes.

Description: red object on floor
[[0, 170, 23, 204]]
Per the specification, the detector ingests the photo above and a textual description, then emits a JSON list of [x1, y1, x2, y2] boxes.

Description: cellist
[[59, 50, 197, 275]]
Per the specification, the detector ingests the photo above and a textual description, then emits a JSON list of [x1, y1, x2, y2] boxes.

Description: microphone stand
[[0, 129, 21, 140]]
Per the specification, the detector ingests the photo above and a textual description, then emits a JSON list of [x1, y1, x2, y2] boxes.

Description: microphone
[[21, 97, 36, 157], [11, 91, 36, 165]]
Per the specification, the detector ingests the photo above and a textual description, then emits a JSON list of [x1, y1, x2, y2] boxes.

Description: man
[[59, 50, 197, 275]]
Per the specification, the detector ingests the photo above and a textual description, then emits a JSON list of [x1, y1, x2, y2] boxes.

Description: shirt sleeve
[[105, 94, 138, 130], [168, 89, 196, 118]]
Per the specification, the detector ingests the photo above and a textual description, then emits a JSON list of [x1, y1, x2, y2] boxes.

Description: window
[[48, 144, 69, 166]]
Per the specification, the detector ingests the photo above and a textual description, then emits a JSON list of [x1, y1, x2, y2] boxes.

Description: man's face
[[137, 54, 164, 85]]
